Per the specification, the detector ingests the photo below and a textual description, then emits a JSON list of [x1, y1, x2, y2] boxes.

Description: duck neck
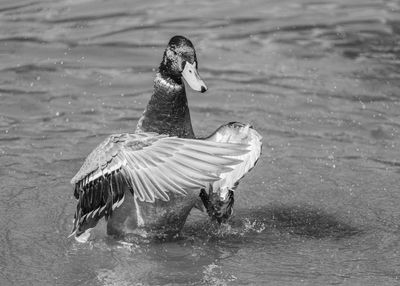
[[136, 73, 195, 138]]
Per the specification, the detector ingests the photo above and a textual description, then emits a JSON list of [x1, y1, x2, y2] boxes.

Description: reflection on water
[[1, 0, 400, 285]]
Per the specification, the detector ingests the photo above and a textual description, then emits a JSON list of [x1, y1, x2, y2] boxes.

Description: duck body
[[70, 36, 262, 242], [106, 189, 199, 239]]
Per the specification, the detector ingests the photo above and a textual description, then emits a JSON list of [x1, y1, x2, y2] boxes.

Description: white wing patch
[[206, 123, 262, 200]]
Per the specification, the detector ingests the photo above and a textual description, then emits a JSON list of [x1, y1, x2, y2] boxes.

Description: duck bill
[[182, 62, 207, 93]]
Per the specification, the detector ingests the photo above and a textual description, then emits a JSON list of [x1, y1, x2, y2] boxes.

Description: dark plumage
[[70, 36, 262, 242]]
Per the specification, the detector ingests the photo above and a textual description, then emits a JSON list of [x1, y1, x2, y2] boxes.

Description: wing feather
[[150, 168, 188, 197], [155, 163, 206, 191], [134, 152, 158, 168], [130, 152, 151, 170], [145, 146, 174, 157], [165, 158, 221, 181], [139, 168, 170, 201], [174, 152, 242, 168], [136, 170, 155, 202], [127, 168, 148, 201]]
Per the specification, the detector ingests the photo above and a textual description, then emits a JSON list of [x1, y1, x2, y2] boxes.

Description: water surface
[[1, 0, 400, 285]]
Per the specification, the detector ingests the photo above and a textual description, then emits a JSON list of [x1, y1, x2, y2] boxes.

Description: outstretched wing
[[70, 132, 249, 236]]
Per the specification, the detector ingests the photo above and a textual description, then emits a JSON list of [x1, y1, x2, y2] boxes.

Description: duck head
[[159, 35, 207, 93]]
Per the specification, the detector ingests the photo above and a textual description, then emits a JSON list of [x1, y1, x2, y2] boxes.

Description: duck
[[69, 35, 262, 243]]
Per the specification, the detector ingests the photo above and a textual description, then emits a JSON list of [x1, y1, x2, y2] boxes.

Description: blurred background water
[[0, 0, 400, 285]]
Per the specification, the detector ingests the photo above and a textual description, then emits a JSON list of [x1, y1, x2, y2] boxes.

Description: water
[[1, 0, 400, 285]]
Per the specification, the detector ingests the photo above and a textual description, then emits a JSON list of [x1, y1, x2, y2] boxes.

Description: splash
[[201, 263, 237, 286], [242, 218, 266, 234]]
